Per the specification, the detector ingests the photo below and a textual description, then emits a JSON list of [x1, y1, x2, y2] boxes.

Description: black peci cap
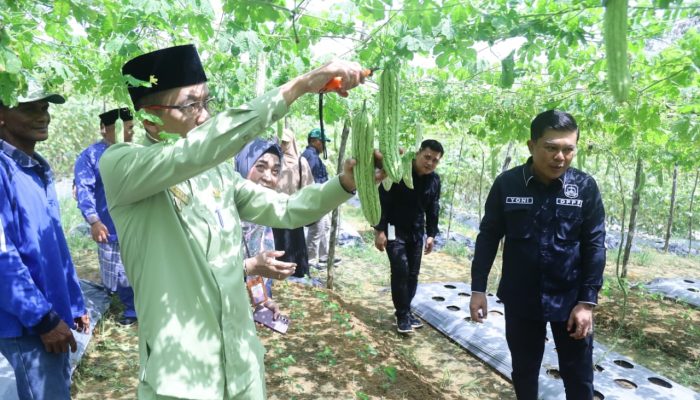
[[99, 109, 120, 126], [118, 107, 133, 121], [122, 44, 208, 110]]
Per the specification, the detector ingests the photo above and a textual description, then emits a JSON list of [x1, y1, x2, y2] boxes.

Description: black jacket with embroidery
[[471, 158, 606, 321]]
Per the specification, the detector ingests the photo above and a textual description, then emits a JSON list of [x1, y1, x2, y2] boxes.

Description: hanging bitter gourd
[[415, 122, 424, 146], [378, 65, 402, 185], [401, 122, 424, 189], [500, 51, 515, 89], [352, 100, 381, 226], [401, 150, 415, 189], [604, 0, 630, 102]]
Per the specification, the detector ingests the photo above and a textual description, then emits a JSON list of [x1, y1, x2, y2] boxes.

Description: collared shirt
[[375, 167, 441, 241], [0, 140, 85, 338], [301, 145, 328, 183], [74, 139, 118, 242], [99, 87, 352, 400], [471, 158, 606, 321]]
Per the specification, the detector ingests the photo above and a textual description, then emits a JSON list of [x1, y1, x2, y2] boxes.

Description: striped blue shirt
[[74, 140, 118, 242]]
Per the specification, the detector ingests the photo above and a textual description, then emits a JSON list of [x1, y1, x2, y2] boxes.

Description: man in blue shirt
[[470, 110, 606, 400], [0, 82, 89, 400], [301, 128, 338, 265], [74, 108, 137, 325]]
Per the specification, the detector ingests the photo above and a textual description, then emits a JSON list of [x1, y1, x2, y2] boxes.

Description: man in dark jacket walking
[[374, 139, 443, 334]]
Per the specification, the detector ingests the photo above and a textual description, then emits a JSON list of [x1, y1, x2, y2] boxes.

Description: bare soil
[[70, 208, 700, 399]]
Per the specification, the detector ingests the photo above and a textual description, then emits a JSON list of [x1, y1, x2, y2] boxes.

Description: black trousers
[[504, 307, 594, 400], [272, 227, 309, 278], [386, 235, 423, 319]]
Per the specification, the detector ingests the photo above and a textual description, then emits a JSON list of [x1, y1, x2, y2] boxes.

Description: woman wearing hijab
[[235, 138, 295, 317]]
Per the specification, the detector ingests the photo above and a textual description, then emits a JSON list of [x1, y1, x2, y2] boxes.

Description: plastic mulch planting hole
[[689, 288, 699, 292], [444, 284, 457, 289], [487, 293, 494, 297], [496, 299, 503, 304], [447, 305, 460, 311], [411, 282, 700, 400], [648, 377, 672, 388], [614, 379, 638, 389], [683, 279, 695, 284], [488, 310, 504, 316], [458, 292, 470, 297], [546, 368, 561, 379], [432, 296, 445, 302], [613, 359, 634, 369]]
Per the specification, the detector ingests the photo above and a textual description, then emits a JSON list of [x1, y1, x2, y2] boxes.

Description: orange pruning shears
[[318, 67, 380, 160], [321, 67, 380, 93]]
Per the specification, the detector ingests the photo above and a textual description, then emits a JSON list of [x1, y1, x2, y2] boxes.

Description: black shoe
[[118, 316, 137, 326], [318, 257, 342, 265], [409, 313, 424, 329], [396, 316, 414, 334], [311, 263, 324, 270]]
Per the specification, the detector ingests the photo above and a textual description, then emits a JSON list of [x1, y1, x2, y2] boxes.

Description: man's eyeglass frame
[[142, 98, 216, 115]]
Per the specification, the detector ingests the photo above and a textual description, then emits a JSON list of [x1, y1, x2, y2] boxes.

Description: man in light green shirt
[[99, 44, 370, 399]]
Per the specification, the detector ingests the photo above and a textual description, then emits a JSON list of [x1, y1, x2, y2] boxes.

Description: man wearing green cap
[[99, 44, 370, 400], [0, 81, 89, 400], [74, 108, 137, 326], [301, 127, 339, 266]]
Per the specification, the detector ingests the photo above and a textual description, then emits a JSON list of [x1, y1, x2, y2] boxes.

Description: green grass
[[631, 248, 658, 267], [60, 198, 93, 252], [342, 238, 387, 266], [340, 202, 365, 224], [441, 241, 472, 258]]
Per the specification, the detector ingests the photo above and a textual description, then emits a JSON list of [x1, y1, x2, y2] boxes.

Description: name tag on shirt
[[506, 197, 533, 204], [556, 198, 583, 207], [387, 224, 396, 241]]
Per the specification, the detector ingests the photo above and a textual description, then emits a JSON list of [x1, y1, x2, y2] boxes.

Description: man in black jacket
[[374, 139, 443, 334], [470, 110, 606, 400]]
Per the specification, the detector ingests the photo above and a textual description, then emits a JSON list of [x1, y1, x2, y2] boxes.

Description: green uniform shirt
[[100, 88, 351, 399]]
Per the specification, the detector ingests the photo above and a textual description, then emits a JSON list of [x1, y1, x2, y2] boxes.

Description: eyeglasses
[[540, 143, 576, 156], [143, 97, 216, 117]]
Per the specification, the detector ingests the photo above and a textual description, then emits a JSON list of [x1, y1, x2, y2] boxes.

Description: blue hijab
[[235, 138, 283, 179]]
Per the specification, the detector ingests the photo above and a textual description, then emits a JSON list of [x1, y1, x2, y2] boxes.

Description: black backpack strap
[[298, 156, 303, 190]]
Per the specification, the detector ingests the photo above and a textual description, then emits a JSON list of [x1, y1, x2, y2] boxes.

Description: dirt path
[[316, 236, 515, 399], [262, 254, 515, 399]]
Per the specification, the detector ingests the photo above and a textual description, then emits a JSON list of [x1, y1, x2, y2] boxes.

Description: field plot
[[64, 205, 699, 399]]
